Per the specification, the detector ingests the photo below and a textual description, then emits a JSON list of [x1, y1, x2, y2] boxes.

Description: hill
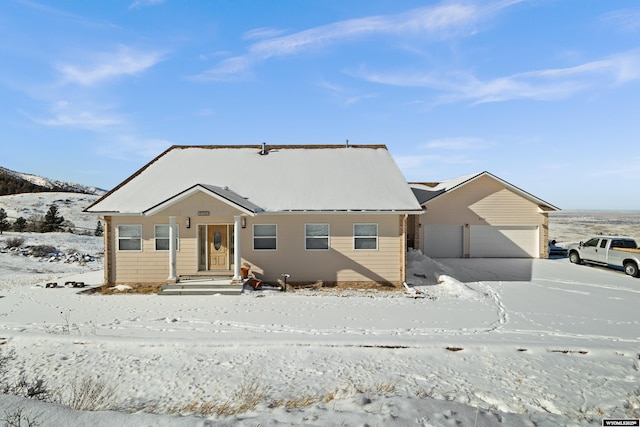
[[0, 192, 101, 234], [0, 166, 106, 196]]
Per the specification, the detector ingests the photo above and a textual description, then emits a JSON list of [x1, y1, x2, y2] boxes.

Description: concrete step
[[158, 281, 243, 296], [179, 272, 234, 280], [159, 287, 242, 296]]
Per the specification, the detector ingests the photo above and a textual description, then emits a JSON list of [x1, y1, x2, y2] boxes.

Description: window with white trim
[[354, 223, 378, 250], [155, 224, 179, 251], [253, 224, 277, 250], [305, 223, 329, 250], [118, 225, 142, 251]]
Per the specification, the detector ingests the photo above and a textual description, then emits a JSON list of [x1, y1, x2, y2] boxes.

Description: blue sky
[[1, 0, 639, 210]]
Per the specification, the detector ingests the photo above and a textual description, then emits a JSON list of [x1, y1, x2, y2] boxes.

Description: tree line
[[0, 173, 53, 196], [0, 205, 103, 236]]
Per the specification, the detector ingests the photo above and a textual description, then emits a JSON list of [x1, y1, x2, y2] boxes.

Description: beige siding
[[419, 175, 549, 258], [241, 214, 402, 285], [110, 216, 199, 283], [105, 191, 405, 285]]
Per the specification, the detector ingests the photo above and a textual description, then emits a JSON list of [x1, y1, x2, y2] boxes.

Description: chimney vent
[[260, 142, 268, 155]]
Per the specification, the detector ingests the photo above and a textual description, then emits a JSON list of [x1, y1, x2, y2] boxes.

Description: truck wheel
[[569, 251, 581, 264], [624, 262, 639, 277]]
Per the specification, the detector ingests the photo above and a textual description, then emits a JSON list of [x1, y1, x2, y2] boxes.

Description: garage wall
[[419, 174, 549, 258]]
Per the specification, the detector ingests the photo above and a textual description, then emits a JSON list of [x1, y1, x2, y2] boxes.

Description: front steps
[[158, 277, 243, 296]]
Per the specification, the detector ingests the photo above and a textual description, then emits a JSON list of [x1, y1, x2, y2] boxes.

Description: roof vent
[[260, 142, 268, 155], [345, 139, 350, 148]]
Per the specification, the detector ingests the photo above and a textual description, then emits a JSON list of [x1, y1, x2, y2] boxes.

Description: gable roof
[[143, 184, 265, 216], [86, 144, 423, 215], [410, 171, 559, 211]]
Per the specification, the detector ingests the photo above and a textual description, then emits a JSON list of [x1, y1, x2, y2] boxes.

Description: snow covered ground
[[0, 195, 639, 426]]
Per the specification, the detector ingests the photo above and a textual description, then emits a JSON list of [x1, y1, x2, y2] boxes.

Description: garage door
[[469, 225, 539, 258], [423, 225, 463, 258]]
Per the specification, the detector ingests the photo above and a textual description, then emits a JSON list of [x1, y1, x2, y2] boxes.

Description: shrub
[[3, 237, 25, 249], [2, 407, 43, 427], [28, 245, 56, 258], [1, 350, 50, 402], [57, 376, 117, 411]]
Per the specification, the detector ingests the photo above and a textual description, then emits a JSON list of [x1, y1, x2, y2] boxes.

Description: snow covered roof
[[86, 145, 423, 215], [410, 171, 559, 211]]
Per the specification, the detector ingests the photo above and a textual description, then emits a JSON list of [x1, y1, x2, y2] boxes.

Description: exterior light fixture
[[186, 217, 191, 228], [241, 217, 246, 228]]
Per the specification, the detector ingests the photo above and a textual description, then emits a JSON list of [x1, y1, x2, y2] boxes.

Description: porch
[[159, 273, 243, 296]]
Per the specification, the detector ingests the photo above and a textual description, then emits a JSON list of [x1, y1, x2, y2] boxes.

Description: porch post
[[233, 215, 242, 282], [168, 216, 177, 282]]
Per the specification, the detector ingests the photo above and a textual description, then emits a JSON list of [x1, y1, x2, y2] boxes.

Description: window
[[305, 224, 329, 250], [155, 224, 179, 251], [253, 224, 277, 250], [118, 225, 142, 251], [354, 223, 378, 250], [599, 239, 608, 249], [612, 239, 636, 249], [583, 238, 599, 247]]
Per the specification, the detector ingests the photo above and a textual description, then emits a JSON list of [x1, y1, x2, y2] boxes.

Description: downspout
[[401, 214, 408, 286]]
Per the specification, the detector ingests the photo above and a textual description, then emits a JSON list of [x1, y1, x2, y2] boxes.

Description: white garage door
[[470, 225, 539, 258], [423, 225, 463, 258]]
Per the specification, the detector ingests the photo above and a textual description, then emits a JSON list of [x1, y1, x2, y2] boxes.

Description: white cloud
[[356, 50, 640, 104], [318, 80, 377, 106], [129, 0, 165, 10], [57, 45, 165, 86], [425, 137, 491, 150], [599, 8, 640, 33], [194, 1, 520, 81], [26, 101, 122, 130], [243, 27, 288, 41], [98, 135, 173, 161]]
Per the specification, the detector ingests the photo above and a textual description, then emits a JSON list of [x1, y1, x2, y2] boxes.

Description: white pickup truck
[[567, 236, 640, 277]]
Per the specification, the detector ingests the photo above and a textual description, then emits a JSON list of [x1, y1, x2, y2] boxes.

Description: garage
[[410, 172, 558, 260], [469, 225, 539, 258], [423, 225, 463, 258]]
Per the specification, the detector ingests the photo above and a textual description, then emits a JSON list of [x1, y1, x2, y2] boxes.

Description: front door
[[208, 225, 228, 270]]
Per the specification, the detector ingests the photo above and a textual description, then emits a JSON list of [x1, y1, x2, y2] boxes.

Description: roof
[[86, 144, 423, 215], [410, 171, 559, 211]]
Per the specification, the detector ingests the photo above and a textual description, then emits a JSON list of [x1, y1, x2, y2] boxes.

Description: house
[[408, 172, 559, 259], [84, 144, 424, 288]]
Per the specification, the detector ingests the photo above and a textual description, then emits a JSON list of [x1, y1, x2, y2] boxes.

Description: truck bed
[[613, 247, 640, 254]]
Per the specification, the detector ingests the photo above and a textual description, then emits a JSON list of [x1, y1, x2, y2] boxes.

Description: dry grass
[[57, 376, 117, 411], [170, 373, 269, 416], [375, 381, 396, 394], [169, 379, 396, 417], [273, 394, 319, 410]]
